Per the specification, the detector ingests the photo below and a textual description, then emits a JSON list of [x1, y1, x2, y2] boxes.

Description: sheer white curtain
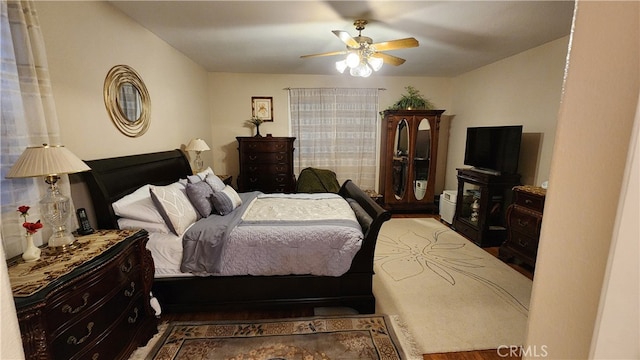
[[289, 88, 378, 190], [1, 0, 71, 258]]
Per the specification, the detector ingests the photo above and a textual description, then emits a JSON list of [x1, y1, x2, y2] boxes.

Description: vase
[[254, 124, 262, 137], [22, 234, 41, 262]]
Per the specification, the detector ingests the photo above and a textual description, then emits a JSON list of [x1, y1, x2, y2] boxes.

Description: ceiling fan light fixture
[[368, 56, 383, 71], [335, 59, 348, 73], [350, 63, 372, 77], [345, 52, 360, 68]]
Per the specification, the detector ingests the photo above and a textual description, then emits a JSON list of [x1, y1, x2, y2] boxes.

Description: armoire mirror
[[103, 65, 150, 137], [413, 118, 431, 200], [393, 118, 409, 200]]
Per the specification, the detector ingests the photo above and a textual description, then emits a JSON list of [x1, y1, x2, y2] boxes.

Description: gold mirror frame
[[103, 65, 150, 137]]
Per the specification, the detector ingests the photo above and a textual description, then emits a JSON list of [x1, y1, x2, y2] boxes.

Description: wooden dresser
[[237, 136, 296, 193], [500, 185, 546, 268], [8, 229, 157, 360]]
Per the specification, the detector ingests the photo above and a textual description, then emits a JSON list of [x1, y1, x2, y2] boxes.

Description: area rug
[[374, 218, 533, 354], [138, 315, 408, 360]]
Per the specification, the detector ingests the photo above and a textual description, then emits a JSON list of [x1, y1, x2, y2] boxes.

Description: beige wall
[[208, 72, 453, 191], [37, 1, 211, 163], [446, 37, 570, 189], [526, 1, 639, 358]]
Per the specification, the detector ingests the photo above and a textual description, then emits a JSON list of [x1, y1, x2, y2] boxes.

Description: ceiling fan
[[301, 19, 419, 76]]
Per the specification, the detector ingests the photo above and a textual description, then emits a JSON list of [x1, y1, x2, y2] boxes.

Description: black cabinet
[[453, 168, 520, 247]]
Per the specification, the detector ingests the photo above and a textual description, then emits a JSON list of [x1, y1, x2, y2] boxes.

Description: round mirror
[[104, 65, 150, 137]]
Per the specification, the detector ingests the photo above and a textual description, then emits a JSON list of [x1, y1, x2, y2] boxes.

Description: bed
[[82, 149, 391, 313]]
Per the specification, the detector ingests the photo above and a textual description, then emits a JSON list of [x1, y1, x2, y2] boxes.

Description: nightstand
[[7, 229, 157, 360], [499, 185, 546, 269]]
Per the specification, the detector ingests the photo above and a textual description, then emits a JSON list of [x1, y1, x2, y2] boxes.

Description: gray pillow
[[210, 185, 242, 215], [204, 173, 226, 192], [185, 181, 214, 217]]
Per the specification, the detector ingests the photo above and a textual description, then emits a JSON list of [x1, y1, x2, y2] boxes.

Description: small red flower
[[23, 221, 43, 235], [18, 205, 30, 216]]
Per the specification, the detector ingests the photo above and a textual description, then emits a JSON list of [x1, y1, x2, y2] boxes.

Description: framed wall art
[[251, 96, 273, 122]]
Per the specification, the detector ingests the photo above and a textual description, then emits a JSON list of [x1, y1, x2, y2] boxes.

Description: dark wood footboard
[[83, 150, 391, 313]]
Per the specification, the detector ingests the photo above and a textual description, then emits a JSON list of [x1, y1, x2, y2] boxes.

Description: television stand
[[471, 167, 501, 176], [453, 168, 521, 247]]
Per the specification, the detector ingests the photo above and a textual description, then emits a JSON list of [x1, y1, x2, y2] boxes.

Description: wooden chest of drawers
[[8, 229, 157, 360], [499, 185, 546, 268], [237, 136, 296, 193]]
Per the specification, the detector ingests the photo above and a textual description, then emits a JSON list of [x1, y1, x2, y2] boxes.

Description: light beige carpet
[[373, 218, 532, 355]]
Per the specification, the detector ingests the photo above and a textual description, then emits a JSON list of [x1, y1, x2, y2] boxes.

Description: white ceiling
[[109, 1, 575, 77]]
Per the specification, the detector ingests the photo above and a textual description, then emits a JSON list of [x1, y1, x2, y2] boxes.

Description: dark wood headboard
[[82, 150, 192, 229]]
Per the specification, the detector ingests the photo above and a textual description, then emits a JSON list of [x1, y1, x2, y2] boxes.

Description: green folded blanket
[[296, 167, 341, 193]]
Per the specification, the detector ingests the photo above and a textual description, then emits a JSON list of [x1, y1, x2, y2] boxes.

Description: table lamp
[[185, 138, 210, 173], [6, 144, 91, 251]]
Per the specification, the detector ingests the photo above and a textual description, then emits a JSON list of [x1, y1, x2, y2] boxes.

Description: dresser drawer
[[514, 190, 545, 212], [73, 296, 149, 360], [241, 141, 292, 153], [50, 268, 142, 356], [46, 249, 141, 330], [243, 152, 291, 164], [244, 163, 290, 174], [506, 231, 539, 259], [508, 206, 542, 237]]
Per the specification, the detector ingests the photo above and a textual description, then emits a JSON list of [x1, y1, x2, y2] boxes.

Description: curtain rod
[[283, 87, 386, 90]]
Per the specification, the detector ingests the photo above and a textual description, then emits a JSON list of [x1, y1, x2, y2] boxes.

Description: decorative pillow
[[204, 173, 226, 192], [111, 184, 165, 223], [188, 167, 215, 183], [185, 181, 214, 218], [210, 185, 243, 215], [149, 183, 198, 236], [117, 218, 171, 234]]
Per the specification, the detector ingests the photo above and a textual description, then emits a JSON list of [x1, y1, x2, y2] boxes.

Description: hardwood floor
[[160, 214, 532, 360]]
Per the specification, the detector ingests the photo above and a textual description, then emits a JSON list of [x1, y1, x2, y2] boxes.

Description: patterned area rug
[[374, 218, 533, 354], [140, 315, 407, 360]]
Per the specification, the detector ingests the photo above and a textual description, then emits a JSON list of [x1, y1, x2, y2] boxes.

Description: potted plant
[[387, 86, 435, 111], [245, 116, 264, 137]]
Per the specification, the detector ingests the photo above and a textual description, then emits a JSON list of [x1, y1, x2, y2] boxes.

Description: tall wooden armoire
[[379, 109, 445, 212]]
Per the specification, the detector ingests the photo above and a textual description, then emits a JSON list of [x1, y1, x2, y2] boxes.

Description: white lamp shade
[[345, 52, 360, 68], [185, 138, 210, 152], [335, 60, 348, 73], [6, 144, 90, 178]]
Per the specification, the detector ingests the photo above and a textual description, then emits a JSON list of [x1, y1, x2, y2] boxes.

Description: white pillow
[[188, 167, 215, 184], [111, 184, 165, 223], [117, 218, 171, 234], [149, 183, 198, 236]]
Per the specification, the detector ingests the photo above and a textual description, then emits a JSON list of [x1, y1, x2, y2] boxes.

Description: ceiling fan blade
[[374, 52, 406, 66], [371, 38, 419, 51], [332, 30, 360, 48], [300, 50, 348, 59]]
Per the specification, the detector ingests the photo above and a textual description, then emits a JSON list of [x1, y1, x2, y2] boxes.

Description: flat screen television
[[464, 125, 523, 175]]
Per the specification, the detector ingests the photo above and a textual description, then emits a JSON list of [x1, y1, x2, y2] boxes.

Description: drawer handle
[[91, 354, 99, 360], [128, 307, 139, 324], [517, 219, 529, 227], [519, 239, 529, 247], [276, 155, 284, 161], [249, 166, 258, 171], [120, 259, 133, 273], [276, 178, 284, 183], [67, 322, 94, 345], [524, 199, 533, 205], [124, 281, 135, 297], [249, 155, 257, 160], [62, 293, 89, 314], [249, 178, 258, 183]]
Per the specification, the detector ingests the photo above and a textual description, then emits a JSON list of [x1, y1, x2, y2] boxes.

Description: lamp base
[[47, 231, 77, 253]]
